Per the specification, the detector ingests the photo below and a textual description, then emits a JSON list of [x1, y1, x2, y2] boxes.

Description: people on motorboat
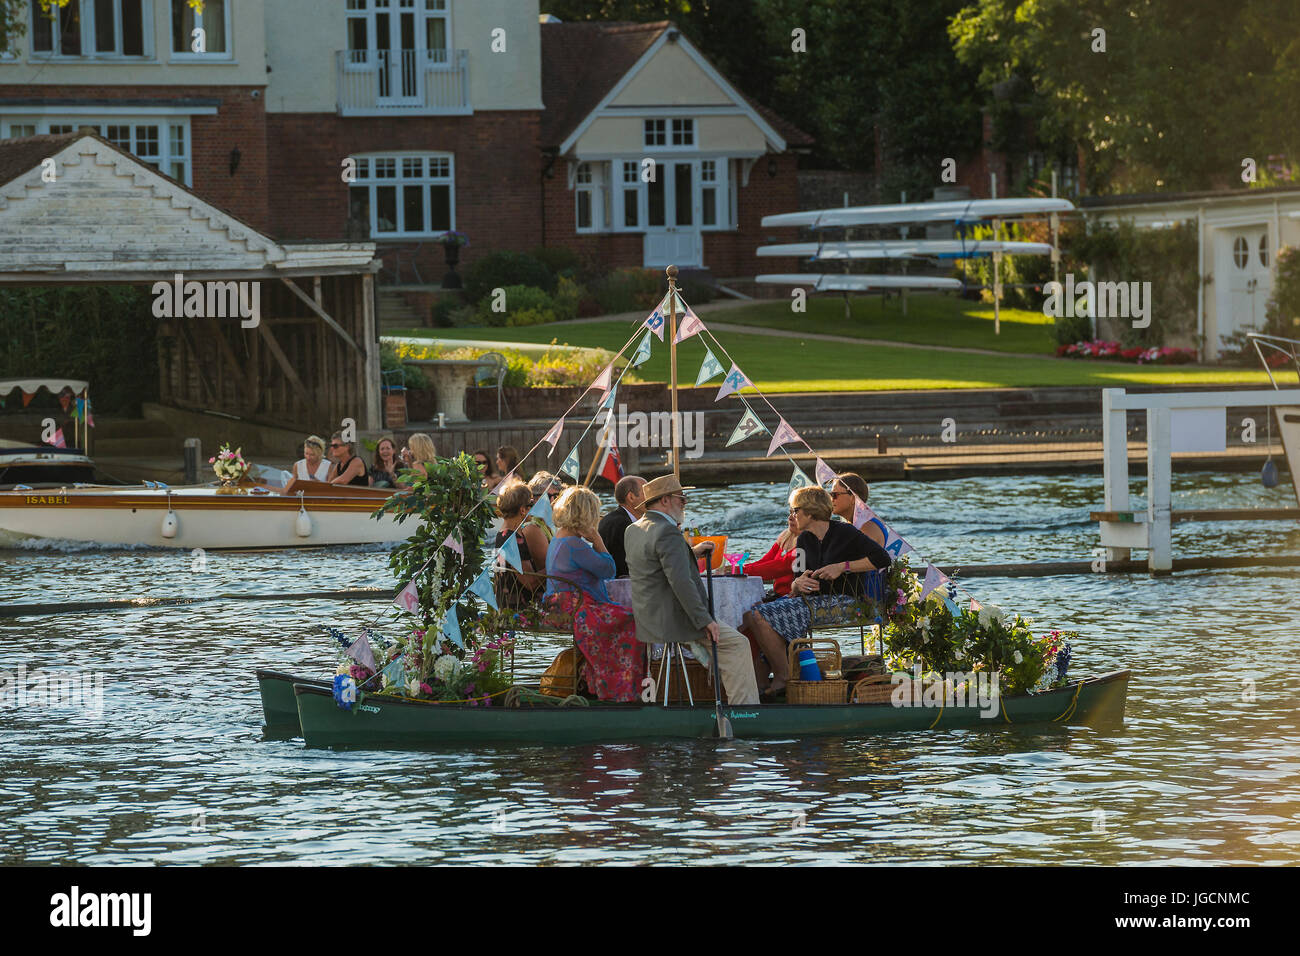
[[327, 433, 369, 486], [743, 509, 799, 598], [292, 435, 331, 483], [832, 471, 886, 547], [472, 449, 495, 489], [370, 436, 400, 488], [496, 445, 521, 482], [743, 486, 891, 699], [492, 479, 549, 609], [526, 471, 566, 541], [542, 486, 643, 702], [624, 474, 761, 706], [400, 433, 438, 483], [597, 474, 646, 577]]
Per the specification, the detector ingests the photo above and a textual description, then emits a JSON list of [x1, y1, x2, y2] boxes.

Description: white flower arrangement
[[1013, 650, 1024, 664], [433, 654, 460, 682]]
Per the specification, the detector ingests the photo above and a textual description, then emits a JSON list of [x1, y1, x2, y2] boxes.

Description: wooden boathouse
[[0, 131, 382, 437]]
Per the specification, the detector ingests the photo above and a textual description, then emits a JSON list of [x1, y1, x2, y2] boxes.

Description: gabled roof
[[540, 20, 812, 152], [0, 132, 81, 190]]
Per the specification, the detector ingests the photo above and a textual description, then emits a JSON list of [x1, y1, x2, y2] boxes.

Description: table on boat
[[606, 574, 764, 631]]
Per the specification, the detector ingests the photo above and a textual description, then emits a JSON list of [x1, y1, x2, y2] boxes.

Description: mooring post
[[1146, 406, 1173, 573], [1101, 389, 1131, 565]]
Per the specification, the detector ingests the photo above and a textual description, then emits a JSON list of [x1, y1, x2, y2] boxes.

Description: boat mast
[[666, 264, 681, 478]]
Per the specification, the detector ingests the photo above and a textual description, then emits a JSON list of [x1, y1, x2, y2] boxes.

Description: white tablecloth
[[606, 574, 764, 630]]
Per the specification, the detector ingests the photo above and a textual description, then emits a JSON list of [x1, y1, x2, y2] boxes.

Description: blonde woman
[[293, 435, 330, 482], [491, 479, 549, 608], [398, 432, 438, 485], [543, 486, 642, 701]]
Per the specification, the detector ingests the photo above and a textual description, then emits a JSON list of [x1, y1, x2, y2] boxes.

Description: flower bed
[[1055, 339, 1198, 364]]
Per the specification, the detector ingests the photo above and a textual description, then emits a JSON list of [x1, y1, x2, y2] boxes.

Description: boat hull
[[286, 670, 1131, 750], [1277, 406, 1300, 509], [258, 669, 330, 738], [0, 488, 404, 548]]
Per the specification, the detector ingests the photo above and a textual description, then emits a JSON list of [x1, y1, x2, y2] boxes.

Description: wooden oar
[[705, 557, 733, 739]]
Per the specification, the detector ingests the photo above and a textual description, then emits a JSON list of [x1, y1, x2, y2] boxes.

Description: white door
[[1215, 225, 1273, 350], [643, 160, 702, 267], [375, 0, 421, 105]]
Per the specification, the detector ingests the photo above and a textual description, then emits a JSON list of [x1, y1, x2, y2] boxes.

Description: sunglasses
[[830, 490, 850, 498], [474, 458, 488, 466], [329, 443, 344, 448]]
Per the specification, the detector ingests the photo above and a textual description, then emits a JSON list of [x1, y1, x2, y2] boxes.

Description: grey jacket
[[623, 509, 712, 644]]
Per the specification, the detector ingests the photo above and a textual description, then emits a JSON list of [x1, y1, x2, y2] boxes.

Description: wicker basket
[[786, 637, 847, 705], [850, 673, 896, 704]]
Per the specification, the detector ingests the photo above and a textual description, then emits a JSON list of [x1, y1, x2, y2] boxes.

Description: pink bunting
[[586, 363, 613, 395], [715, 363, 751, 402], [920, 563, 949, 599], [673, 308, 705, 343], [969, 597, 982, 612], [345, 633, 378, 672], [541, 418, 564, 452], [815, 457, 837, 487], [766, 417, 806, 457], [393, 581, 420, 614], [442, 534, 463, 556], [852, 496, 871, 529]]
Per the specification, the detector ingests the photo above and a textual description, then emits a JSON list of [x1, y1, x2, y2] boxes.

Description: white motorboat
[[0, 478, 406, 549], [1249, 333, 1300, 508]]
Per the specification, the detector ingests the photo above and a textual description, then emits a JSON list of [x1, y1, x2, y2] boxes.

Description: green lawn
[[709, 292, 1058, 354], [389, 322, 1273, 392]]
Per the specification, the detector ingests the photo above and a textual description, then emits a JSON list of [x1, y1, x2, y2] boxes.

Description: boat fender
[[161, 510, 179, 539], [1262, 458, 1279, 488], [295, 497, 312, 538]]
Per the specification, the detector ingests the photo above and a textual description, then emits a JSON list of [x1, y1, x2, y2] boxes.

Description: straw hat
[[641, 474, 694, 504]]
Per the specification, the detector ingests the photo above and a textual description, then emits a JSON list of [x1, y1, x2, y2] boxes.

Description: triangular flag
[[766, 417, 806, 457], [788, 462, 813, 498], [696, 346, 725, 386], [442, 605, 464, 648], [815, 457, 837, 488], [642, 298, 668, 341], [442, 533, 463, 556], [381, 657, 407, 688], [345, 633, 377, 672], [394, 580, 420, 614], [528, 489, 555, 531], [466, 566, 498, 610], [586, 364, 613, 395], [673, 305, 705, 343], [601, 384, 618, 410], [497, 529, 523, 572], [852, 497, 874, 530], [490, 477, 510, 496], [630, 331, 653, 367], [941, 593, 961, 617], [541, 418, 564, 452], [725, 405, 768, 447], [969, 597, 982, 612], [920, 563, 949, 599], [46, 428, 66, 449], [882, 525, 914, 560], [715, 363, 751, 402], [86, 408, 94, 428], [558, 445, 580, 481], [600, 440, 624, 483], [20, 390, 35, 408]]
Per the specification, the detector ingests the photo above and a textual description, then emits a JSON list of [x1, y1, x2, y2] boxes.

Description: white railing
[[336, 48, 470, 116]]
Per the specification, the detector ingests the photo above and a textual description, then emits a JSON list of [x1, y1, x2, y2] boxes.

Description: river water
[[2, 470, 1297, 865]]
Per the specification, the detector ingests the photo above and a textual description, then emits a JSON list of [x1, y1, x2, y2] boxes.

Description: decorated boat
[[0, 378, 98, 487], [0, 477, 404, 549], [258, 266, 1132, 750]]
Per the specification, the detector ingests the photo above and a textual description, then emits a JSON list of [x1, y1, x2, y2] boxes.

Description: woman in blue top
[[831, 472, 887, 547], [544, 486, 643, 701]]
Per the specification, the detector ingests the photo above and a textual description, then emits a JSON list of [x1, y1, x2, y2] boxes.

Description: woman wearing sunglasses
[[830, 471, 887, 547], [327, 433, 368, 486]]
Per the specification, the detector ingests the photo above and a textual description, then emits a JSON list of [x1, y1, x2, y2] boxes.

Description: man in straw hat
[[623, 474, 761, 705]]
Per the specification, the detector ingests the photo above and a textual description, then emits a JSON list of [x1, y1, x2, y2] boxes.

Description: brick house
[[1, 1, 807, 282]]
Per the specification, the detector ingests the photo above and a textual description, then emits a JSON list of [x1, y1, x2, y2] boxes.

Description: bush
[[462, 251, 555, 303], [1052, 311, 1093, 347], [551, 275, 583, 322], [475, 285, 556, 327], [430, 295, 464, 328], [379, 342, 429, 388], [529, 245, 582, 280], [388, 340, 640, 389], [589, 267, 663, 314]]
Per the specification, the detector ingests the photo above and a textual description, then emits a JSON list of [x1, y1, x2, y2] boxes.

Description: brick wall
[[266, 110, 543, 279], [8, 85, 270, 230]]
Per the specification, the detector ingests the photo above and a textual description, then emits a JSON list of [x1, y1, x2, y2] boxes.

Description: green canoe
[[258, 669, 330, 739], [279, 669, 1130, 750]]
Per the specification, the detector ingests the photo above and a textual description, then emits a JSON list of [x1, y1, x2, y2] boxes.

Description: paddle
[[705, 557, 733, 739]]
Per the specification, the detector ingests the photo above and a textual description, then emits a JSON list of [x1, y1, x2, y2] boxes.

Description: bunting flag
[[766, 417, 806, 458], [815, 457, 838, 488], [541, 418, 564, 453], [852, 497, 874, 530], [466, 566, 498, 610], [725, 405, 768, 447], [969, 597, 982, 612], [672, 303, 705, 343], [881, 525, 914, 560], [715, 363, 751, 402], [941, 593, 961, 617], [71, 398, 85, 422], [587, 363, 614, 396], [601, 384, 618, 410], [20, 390, 34, 408], [86, 408, 95, 428], [696, 346, 725, 385], [497, 529, 523, 572], [599, 439, 624, 484], [528, 489, 555, 531], [393, 580, 420, 614], [45, 428, 66, 449], [381, 657, 407, 689], [630, 331, 653, 367], [345, 633, 377, 672], [558, 445, 581, 481], [442, 604, 464, 648], [788, 462, 813, 498], [441, 533, 463, 556], [643, 300, 668, 341], [920, 563, 950, 600]]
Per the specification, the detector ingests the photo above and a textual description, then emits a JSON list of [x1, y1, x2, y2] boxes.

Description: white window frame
[[574, 161, 609, 233], [344, 0, 453, 70], [349, 150, 455, 238], [169, 0, 234, 61], [28, 0, 155, 60], [591, 155, 735, 233], [0, 115, 191, 184]]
